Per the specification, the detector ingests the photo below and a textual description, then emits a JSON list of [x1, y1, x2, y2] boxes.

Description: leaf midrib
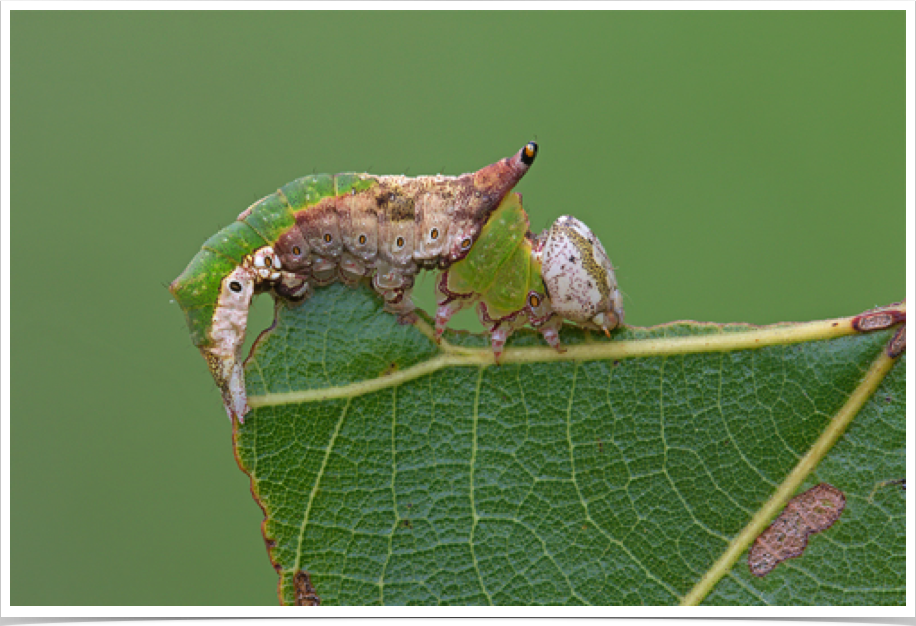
[[248, 310, 895, 410]]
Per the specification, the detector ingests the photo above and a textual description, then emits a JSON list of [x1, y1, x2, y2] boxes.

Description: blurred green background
[[11, 11, 903, 605]]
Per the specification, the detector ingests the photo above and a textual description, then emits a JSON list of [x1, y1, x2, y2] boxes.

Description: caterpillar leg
[[310, 256, 338, 286], [434, 300, 470, 340], [523, 293, 566, 353], [273, 271, 312, 301], [434, 271, 476, 341], [383, 291, 419, 325], [374, 270, 419, 324], [476, 294, 566, 361], [338, 253, 370, 286], [477, 302, 526, 363], [533, 314, 565, 353]]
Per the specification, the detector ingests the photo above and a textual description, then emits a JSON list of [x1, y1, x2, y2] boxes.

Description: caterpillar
[[170, 143, 624, 423]]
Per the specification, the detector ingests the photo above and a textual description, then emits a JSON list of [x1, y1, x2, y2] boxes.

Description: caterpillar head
[[538, 216, 624, 336]]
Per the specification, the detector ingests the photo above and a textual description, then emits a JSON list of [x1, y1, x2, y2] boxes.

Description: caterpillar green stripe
[[170, 143, 624, 422]]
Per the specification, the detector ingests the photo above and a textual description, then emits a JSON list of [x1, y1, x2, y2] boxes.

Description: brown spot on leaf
[[887, 326, 905, 358], [749, 483, 846, 577], [294, 570, 321, 606], [852, 309, 905, 332], [852, 305, 906, 359], [381, 362, 399, 376]]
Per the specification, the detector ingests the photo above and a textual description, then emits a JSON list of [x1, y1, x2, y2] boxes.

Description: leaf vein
[[293, 397, 351, 574]]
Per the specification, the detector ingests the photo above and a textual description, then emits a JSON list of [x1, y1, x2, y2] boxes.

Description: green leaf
[[235, 283, 905, 606]]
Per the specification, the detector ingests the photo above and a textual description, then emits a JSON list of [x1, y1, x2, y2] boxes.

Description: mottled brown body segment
[[376, 184, 416, 222], [309, 201, 344, 256], [414, 195, 452, 268], [271, 148, 535, 292], [336, 191, 380, 275], [272, 223, 311, 273], [377, 190, 416, 268]]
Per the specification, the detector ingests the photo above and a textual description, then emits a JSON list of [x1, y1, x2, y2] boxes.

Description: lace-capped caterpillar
[[171, 143, 624, 423], [171, 143, 539, 421]]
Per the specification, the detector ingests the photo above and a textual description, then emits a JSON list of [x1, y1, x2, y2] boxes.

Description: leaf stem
[[248, 308, 903, 409]]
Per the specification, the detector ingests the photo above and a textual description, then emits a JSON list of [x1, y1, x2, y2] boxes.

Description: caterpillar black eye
[[521, 141, 538, 166], [229, 281, 242, 293]]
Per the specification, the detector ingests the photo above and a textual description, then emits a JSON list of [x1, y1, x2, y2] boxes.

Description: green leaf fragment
[[235, 283, 904, 606]]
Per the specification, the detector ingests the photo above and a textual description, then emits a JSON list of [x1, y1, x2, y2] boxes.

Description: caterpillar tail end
[[223, 362, 251, 423], [205, 351, 251, 423]]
